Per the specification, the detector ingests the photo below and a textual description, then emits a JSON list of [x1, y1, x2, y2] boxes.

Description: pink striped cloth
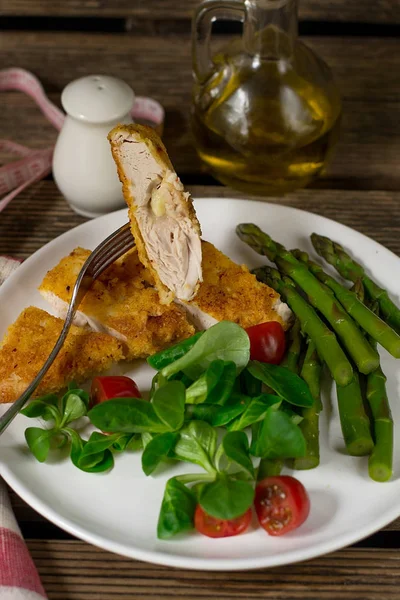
[[0, 256, 48, 600]]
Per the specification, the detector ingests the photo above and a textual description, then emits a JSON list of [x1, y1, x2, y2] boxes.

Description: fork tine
[[89, 227, 134, 275], [92, 235, 135, 279], [89, 223, 132, 271]]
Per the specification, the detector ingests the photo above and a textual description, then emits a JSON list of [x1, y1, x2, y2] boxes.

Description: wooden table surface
[[1, 1, 400, 598]]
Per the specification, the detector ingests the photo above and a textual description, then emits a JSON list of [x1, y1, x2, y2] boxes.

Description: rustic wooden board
[[1, 33, 399, 189], [25, 540, 400, 600], [0, 0, 398, 24], [0, 33, 398, 101], [1, 181, 400, 258]]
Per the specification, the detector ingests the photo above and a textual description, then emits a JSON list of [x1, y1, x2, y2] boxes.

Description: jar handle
[[192, 0, 245, 84]]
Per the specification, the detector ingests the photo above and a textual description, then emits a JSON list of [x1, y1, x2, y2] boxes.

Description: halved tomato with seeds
[[254, 476, 310, 536]]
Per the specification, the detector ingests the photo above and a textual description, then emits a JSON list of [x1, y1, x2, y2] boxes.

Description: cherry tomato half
[[90, 375, 141, 408], [194, 505, 252, 538], [254, 476, 310, 536], [246, 321, 286, 365]]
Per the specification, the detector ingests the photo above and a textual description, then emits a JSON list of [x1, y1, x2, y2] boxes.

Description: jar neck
[[243, 0, 298, 61]]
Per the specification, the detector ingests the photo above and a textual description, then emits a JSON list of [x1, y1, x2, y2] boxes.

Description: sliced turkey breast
[[108, 124, 202, 304]]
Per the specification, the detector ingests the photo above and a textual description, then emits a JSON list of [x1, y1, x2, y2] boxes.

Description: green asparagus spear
[[336, 372, 374, 456], [254, 266, 353, 386], [291, 339, 322, 470], [281, 318, 303, 373], [257, 458, 283, 480], [366, 358, 393, 482], [291, 249, 400, 359], [237, 224, 379, 374], [365, 304, 393, 482], [311, 233, 400, 335], [300, 340, 323, 413]]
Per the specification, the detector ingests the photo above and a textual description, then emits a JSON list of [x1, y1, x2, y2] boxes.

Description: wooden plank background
[[24, 541, 400, 600], [1, 33, 400, 190], [2, 184, 400, 258], [0, 0, 399, 24]]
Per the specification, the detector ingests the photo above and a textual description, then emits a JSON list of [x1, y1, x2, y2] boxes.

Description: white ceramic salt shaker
[[53, 75, 134, 218]]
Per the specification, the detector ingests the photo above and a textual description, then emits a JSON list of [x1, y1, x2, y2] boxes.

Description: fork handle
[[0, 278, 90, 435]]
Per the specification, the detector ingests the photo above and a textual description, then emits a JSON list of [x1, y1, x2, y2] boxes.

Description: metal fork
[[0, 222, 134, 436]]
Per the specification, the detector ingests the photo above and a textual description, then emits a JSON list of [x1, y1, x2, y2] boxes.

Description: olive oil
[[191, 1, 342, 195]]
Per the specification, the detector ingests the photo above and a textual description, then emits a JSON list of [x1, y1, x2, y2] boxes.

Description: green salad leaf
[[171, 421, 217, 475], [148, 332, 204, 371], [205, 361, 237, 405], [199, 475, 254, 520], [65, 429, 114, 473], [60, 393, 87, 427], [61, 388, 90, 411], [88, 397, 169, 434], [222, 431, 255, 478], [227, 394, 280, 431], [240, 368, 262, 397], [187, 402, 248, 427], [157, 478, 197, 539], [141, 432, 179, 476], [21, 400, 60, 424], [185, 360, 225, 404], [247, 361, 314, 407], [152, 380, 186, 431], [250, 407, 306, 459], [24, 427, 53, 463], [161, 321, 250, 380]]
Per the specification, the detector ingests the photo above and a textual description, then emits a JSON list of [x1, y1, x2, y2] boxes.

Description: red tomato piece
[[246, 321, 286, 365], [90, 375, 141, 408], [194, 505, 252, 538], [254, 475, 310, 536]]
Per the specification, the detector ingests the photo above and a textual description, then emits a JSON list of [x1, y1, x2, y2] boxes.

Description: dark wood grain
[[24, 540, 400, 600], [1, 182, 400, 258], [0, 0, 398, 24], [1, 33, 400, 189]]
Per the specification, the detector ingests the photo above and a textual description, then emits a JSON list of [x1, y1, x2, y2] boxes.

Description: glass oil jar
[[191, 0, 342, 195]]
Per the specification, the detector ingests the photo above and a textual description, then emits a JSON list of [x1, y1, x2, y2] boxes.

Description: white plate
[[1, 198, 400, 571]]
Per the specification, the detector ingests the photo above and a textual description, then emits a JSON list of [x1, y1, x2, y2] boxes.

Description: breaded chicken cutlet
[[0, 307, 124, 404], [184, 241, 292, 330], [40, 241, 291, 342], [108, 124, 202, 305], [39, 246, 195, 360]]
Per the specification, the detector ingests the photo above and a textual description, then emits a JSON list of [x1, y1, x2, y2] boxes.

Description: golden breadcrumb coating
[[39, 246, 195, 360], [187, 241, 289, 330], [0, 307, 124, 404]]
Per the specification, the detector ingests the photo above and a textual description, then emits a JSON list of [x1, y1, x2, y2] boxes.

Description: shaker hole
[[92, 76, 101, 81], [98, 85, 105, 90]]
